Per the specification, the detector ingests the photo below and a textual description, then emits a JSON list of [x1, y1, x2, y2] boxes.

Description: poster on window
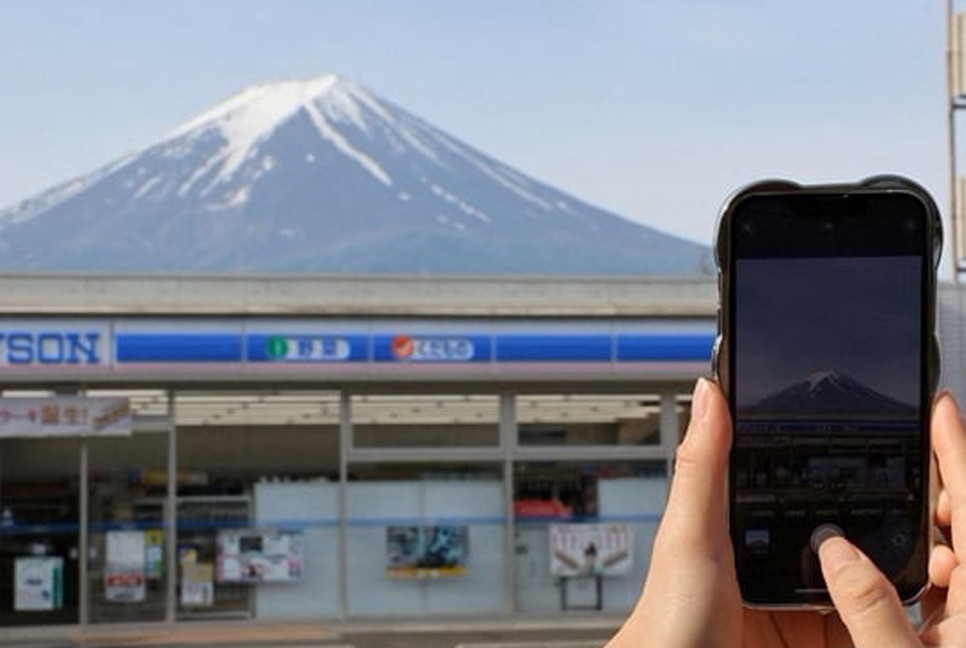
[[181, 562, 214, 607], [386, 525, 468, 578], [144, 529, 164, 580], [549, 523, 633, 577], [105, 530, 146, 602], [14, 557, 63, 611], [216, 529, 301, 583]]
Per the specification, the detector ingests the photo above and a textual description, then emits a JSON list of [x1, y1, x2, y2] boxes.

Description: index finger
[[932, 392, 966, 557]]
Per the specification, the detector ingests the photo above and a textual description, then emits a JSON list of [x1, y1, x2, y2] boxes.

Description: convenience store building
[[0, 272, 804, 627]]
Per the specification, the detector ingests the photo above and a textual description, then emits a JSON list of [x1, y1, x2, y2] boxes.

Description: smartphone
[[713, 176, 942, 608]]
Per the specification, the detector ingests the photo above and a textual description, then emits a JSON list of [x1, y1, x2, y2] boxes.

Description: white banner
[[105, 530, 146, 603], [0, 397, 131, 438], [549, 523, 633, 577]]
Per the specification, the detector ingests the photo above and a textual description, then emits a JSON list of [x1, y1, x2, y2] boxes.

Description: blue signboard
[[0, 319, 715, 380]]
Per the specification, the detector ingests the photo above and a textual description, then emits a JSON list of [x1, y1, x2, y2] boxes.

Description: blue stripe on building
[[616, 333, 714, 361], [115, 333, 243, 362], [111, 329, 714, 365], [495, 334, 612, 362]]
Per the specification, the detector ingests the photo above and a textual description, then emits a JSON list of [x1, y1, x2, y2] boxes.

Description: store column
[[659, 391, 680, 484], [78, 436, 89, 626], [499, 392, 516, 615], [165, 391, 177, 623]]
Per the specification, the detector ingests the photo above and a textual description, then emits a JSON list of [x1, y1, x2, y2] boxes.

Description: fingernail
[[818, 535, 861, 570], [692, 377, 709, 422], [934, 389, 965, 426], [935, 388, 955, 408]]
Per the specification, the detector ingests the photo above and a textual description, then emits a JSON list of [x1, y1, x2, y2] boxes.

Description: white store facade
[[5, 272, 961, 630]]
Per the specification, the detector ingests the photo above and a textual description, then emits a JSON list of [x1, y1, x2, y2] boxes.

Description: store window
[[0, 436, 81, 626], [352, 394, 499, 448], [513, 461, 666, 613], [345, 461, 505, 617], [516, 393, 663, 446], [88, 432, 168, 623], [173, 390, 341, 620]]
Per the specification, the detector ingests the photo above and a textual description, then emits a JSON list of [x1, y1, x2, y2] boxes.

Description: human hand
[[814, 391, 966, 647], [605, 381, 966, 648], [605, 377, 745, 647]]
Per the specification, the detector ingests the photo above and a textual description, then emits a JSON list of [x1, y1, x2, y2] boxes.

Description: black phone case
[[712, 174, 943, 608]]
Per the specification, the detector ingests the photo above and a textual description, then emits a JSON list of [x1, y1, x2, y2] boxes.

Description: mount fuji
[[745, 370, 917, 418], [0, 73, 711, 274]]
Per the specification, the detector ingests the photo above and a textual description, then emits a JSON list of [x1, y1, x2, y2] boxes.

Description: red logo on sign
[[391, 335, 414, 359]]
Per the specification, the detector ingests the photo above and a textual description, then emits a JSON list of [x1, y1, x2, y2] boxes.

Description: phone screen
[[727, 192, 931, 606]]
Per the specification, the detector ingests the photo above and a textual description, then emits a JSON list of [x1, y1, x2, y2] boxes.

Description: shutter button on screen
[[810, 523, 844, 554]]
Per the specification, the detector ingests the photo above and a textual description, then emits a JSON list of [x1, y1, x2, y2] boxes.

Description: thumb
[[657, 377, 732, 553], [818, 536, 920, 648]]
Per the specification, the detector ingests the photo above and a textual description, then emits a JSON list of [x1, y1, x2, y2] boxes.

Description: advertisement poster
[[144, 529, 164, 579], [386, 525, 468, 578], [549, 523, 633, 577], [181, 563, 214, 607], [105, 530, 146, 603], [216, 529, 301, 583], [0, 396, 131, 438], [14, 557, 63, 611]]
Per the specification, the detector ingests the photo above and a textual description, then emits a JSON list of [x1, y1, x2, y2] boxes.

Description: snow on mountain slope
[[0, 73, 711, 274]]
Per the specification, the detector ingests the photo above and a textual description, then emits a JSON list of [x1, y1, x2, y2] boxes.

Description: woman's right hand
[[816, 391, 966, 647]]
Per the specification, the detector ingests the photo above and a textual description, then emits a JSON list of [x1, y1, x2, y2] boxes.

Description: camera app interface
[[732, 254, 924, 599]]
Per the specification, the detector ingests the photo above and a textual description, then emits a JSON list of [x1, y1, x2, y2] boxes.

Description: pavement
[[0, 616, 622, 648]]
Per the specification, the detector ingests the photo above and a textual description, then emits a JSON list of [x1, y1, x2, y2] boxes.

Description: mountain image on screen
[[743, 370, 916, 419]]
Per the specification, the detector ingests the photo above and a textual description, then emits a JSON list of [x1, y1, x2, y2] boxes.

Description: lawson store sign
[[0, 319, 714, 383]]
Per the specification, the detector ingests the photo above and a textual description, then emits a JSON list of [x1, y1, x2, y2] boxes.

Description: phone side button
[[711, 334, 722, 377]]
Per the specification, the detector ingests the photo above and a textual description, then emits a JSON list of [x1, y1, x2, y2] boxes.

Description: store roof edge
[[0, 273, 717, 317]]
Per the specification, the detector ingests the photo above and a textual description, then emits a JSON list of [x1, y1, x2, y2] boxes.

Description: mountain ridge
[[743, 369, 916, 418], [0, 73, 711, 275]]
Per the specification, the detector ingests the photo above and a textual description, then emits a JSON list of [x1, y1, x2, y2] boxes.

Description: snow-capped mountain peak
[[806, 369, 840, 392], [165, 73, 392, 189], [749, 370, 916, 418], [0, 72, 712, 274], [170, 73, 356, 138]]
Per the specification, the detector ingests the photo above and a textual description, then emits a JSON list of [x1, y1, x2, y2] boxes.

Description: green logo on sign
[[266, 336, 289, 359]]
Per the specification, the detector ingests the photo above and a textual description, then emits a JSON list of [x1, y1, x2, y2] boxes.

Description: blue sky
[[0, 1, 949, 257]]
